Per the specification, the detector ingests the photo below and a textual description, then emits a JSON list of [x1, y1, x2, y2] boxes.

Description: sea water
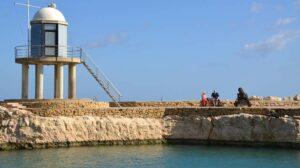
[[0, 145, 299, 168]]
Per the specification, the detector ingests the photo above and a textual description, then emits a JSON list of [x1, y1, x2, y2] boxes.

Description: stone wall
[[2, 99, 109, 109], [251, 100, 300, 107], [1, 99, 300, 150], [110, 101, 201, 107], [3, 100, 300, 109], [110, 100, 300, 108], [29, 106, 300, 118], [3, 99, 300, 119], [164, 113, 300, 145], [0, 106, 300, 150]]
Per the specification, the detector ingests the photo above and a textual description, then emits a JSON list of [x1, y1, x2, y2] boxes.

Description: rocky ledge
[[0, 106, 299, 150]]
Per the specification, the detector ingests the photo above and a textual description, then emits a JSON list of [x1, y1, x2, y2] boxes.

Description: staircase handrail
[[80, 50, 122, 101]]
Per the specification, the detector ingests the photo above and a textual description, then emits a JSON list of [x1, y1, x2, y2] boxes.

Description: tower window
[[44, 24, 57, 31], [43, 24, 58, 56], [31, 24, 42, 57]]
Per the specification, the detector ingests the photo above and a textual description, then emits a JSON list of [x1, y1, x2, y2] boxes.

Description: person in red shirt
[[201, 91, 208, 106]]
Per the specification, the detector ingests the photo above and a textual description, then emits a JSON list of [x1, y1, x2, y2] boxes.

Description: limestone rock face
[[163, 114, 300, 143], [1, 106, 300, 150], [163, 115, 212, 139], [284, 97, 294, 101], [249, 96, 262, 101], [0, 116, 163, 145], [263, 96, 282, 101], [209, 114, 299, 142]]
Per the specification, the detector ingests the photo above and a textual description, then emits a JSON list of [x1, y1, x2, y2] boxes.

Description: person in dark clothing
[[234, 87, 251, 107], [211, 90, 220, 106]]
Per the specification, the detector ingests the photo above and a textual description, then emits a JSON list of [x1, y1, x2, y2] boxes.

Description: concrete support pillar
[[68, 63, 76, 99], [21, 64, 29, 99], [35, 64, 44, 99], [54, 64, 64, 99]]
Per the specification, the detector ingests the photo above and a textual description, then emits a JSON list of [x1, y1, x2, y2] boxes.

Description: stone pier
[[1, 101, 300, 150]]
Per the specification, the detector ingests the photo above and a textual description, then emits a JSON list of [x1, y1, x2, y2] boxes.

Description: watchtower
[[15, 2, 122, 105], [15, 3, 81, 100]]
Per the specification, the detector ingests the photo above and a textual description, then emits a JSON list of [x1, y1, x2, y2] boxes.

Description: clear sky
[[0, 0, 300, 101]]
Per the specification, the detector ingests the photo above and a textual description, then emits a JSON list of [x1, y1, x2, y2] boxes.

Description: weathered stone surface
[[2, 99, 109, 109], [284, 97, 294, 101], [263, 96, 282, 101], [208, 114, 299, 142], [25, 106, 300, 118], [1, 106, 300, 150], [163, 115, 212, 139], [110, 100, 300, 108], [249, 96, 262, 101]]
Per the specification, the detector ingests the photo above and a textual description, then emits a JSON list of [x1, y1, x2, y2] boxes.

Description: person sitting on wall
[[234, 87, 251, 107], [201, 91, 208, 107], [211, 90, 220, 107]]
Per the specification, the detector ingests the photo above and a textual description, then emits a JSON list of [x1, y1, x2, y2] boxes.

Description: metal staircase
[[80, 50, 122, 106]]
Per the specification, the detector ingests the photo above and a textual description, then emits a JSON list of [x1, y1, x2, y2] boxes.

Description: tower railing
[[15, 45, 82, 59], [80, 51, 122, 105]]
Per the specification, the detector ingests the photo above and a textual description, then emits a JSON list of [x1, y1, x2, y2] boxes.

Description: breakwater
[[0, 100, 300, 150]]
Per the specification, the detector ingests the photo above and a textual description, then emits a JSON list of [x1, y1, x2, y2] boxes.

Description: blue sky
[[0, 0, 300, 101]]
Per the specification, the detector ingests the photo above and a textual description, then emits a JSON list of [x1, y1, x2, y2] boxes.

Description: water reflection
[[0, 145, 299, 168]]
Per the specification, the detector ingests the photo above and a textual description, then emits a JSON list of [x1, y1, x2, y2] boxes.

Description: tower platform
[[15, 57, 81, 65]]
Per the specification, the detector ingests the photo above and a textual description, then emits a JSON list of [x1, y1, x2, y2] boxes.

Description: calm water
[[0, 145, 299, 168]]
